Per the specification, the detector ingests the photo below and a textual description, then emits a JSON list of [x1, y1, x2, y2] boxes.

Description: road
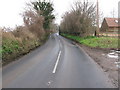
[[3, 33, 114, 88]]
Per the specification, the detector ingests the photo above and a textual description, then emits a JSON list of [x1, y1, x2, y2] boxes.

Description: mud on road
[[79, 44, 119, 88]]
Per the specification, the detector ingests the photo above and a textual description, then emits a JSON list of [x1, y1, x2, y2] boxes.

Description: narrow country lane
[[2, 33, 114, 88]]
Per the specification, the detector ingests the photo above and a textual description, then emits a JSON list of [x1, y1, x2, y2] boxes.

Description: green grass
[[2, 39, 20, 54], [61, 33, 119, 48]]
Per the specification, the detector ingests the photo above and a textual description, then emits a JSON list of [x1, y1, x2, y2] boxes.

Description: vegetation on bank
[[2, 29, 49, 65], [61, 33, 118, 49], [1, 0, 55, 65]]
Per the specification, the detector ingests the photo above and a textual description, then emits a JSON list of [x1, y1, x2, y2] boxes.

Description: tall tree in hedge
[[32, 0, 55, 30]]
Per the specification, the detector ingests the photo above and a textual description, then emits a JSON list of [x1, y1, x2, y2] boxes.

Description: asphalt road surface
[[3, 33, 114, 88]]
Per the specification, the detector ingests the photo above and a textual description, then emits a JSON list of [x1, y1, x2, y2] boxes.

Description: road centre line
[[52, 51, 61, 73]]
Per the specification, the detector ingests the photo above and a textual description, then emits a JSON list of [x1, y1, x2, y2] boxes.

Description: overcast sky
[[0, 0, 119, 28]]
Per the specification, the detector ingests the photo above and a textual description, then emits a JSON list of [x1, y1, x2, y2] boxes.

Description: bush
[[2, 26, 48, 65]]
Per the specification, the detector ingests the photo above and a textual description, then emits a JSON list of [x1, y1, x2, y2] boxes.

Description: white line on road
[[52, 51, 61, 73]]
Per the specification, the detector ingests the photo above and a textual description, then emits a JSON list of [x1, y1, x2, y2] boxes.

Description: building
[[101, 18, 120, 33]]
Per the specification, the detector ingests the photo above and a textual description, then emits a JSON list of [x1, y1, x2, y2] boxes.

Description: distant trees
[[60, 0, 97, 37]]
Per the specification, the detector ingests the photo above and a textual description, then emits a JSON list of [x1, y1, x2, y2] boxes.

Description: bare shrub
[[23, 10, 45, 40], [2, 27, 41, 65], [3, 31, 16, 41], [12, 26, 38, 41]]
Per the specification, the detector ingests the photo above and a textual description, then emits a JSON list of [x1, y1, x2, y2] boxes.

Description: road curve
[[2, 33, 114, 88]]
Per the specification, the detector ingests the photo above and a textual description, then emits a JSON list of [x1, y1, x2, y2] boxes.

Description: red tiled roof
[[105, 18, 120, 28]]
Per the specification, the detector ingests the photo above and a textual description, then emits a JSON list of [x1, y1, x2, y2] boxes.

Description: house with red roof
[[101, 18, 120, 33]]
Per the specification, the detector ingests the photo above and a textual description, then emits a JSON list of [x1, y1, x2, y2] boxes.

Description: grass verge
[[61, 33, 119, 49]]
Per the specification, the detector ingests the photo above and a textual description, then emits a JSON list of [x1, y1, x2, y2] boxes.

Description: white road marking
[[52, 51, 61, 73]]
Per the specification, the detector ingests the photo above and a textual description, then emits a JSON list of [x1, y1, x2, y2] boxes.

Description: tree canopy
[[32, 0, 55, 30]]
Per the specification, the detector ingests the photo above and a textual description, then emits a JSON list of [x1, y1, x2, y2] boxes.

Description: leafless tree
[[22, 8, 45, 40], [60, 0, 96, 37]]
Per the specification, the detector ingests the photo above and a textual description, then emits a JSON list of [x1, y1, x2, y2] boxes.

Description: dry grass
[[12, 26, 38, 41]]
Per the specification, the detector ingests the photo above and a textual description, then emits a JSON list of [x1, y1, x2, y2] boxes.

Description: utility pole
[[96, 0, 99, 36]]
